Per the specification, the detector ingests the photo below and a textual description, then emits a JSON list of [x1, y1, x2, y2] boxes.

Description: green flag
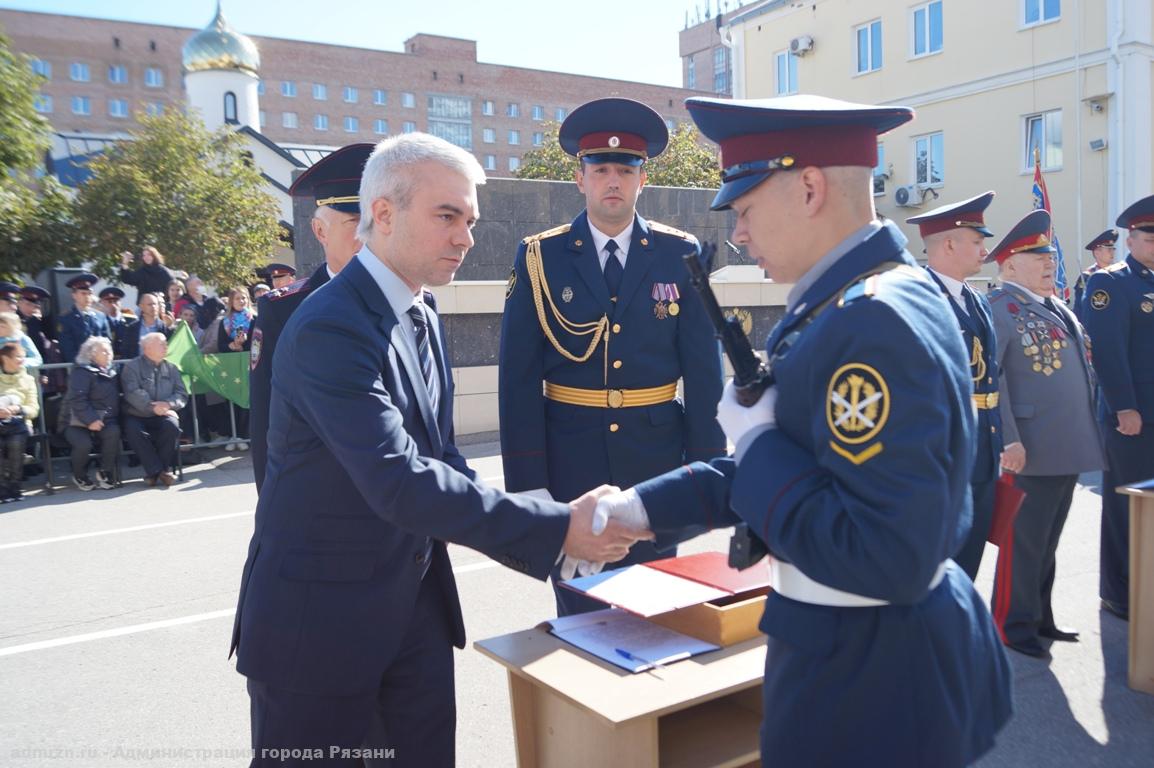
[[165, 321, 250, 408]]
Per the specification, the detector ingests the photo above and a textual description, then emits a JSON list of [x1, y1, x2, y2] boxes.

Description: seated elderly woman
[[120, 333, 187, 487], [61, 336, 120, 491], [0, 342, 40, 502]]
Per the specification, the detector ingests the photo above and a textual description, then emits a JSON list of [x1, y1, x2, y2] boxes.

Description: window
[[914, 132, 944, 187], [428, 95, 472, 149], [911, 2, 943, 57], [33, 94, 52, 113], [775, 50, 798, 95], [555, 107, 567, 121], [509, 156, 521, 172], [373, 89, 387, 106], [109, 98, 129, 118], [281, 81, 297, 97], [224, 92, 238, 124], [665, 119, 675, 132], [257, 80, 265, 96], [31, 58, 51, 79], [282, 111, 299, 129], [856, 20, 883, 74], [144, 67, 163, 87], [1023, 0, 1060, 26], [71, 95, 90, 115], [259, 110, 266, 128], [506, 102, 520, 118], [713, 47, 730, 93], [484, 154, 496, 171], [314, 114, 329, 131], [482, 128, 495, 144], [402, 92, 415, 108], [343, 86, 358, 103], [481, 99, 494, 116], [373, 118, 388, 135], [533, 132, 544, 147], [508, 130, 520, 145], [1024, 110, 1062, 170], [313, 83, 327, 100], [70, 62, 89, 82], [344, 116, 359, 133], [686, 57, 696, 90], [145, 101, 163, 116], [108, 64, 127, 84], [403, 121, 416, 133], [532, 105, 544, 121], [873, 144, 886, 196]]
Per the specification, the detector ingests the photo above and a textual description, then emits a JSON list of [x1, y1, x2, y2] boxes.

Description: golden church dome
[[182, 2, 260, 77]]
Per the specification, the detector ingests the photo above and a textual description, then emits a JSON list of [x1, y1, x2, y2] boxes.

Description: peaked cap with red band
[[906, 191, 996, 238], [986, 209, 1056, 264], [1084, 228, 1117, 251], [685, 94, 915, 210], [559, 97, 668, 167], [1116, 194, 1154, 233]]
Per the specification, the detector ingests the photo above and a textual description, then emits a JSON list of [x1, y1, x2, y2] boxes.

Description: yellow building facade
[[723, 0, 1153, 278]]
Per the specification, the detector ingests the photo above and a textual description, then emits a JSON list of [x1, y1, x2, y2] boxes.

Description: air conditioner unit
[[894, 184, 922, 208], [789, 35, 814, 55]]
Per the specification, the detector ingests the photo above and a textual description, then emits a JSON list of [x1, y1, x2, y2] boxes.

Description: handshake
[[560, 486, 652, 580]]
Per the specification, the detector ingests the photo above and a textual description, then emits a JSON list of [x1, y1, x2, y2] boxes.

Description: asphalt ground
[[1, 447, 1151, 767]]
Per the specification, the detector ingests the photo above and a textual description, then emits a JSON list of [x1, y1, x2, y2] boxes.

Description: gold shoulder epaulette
[[1105, 261, 1127, 273], [521, 223, 572, 245], [647, 221, 694, 240]]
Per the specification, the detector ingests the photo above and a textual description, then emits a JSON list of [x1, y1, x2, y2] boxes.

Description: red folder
[[644, 551, 770, 594], [987, 475, 1026, 546]]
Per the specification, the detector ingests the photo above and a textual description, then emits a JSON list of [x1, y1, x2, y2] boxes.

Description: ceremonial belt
[[770, 560, 949, 608], [544, 381, 677, 409], [972, 392, 1000, 409]]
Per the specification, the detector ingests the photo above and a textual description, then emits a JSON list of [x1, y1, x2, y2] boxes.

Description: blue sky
[[0, 0, 745, 87]]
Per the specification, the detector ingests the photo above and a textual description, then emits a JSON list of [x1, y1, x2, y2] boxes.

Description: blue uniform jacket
[[498, 211, 725, 502], [925, 269, 1003, 483], [231, 257, 570, 697], [56, 307, 110, 364], [248, 266, 331, 491], [1081, 255, 1154, 422], [633, 224, 1011, 766]]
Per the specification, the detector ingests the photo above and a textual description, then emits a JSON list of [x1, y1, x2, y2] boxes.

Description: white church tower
[[182, 2, 261, 131]]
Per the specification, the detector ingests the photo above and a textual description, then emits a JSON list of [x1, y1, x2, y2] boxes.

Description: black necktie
[[959, 286, 976, 317], [406, 304, 439, 414], [603, 239, 623, 298], [1044, 297, 1078, 338]]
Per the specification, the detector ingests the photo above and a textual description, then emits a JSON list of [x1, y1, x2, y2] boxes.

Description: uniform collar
[[927, 267, 967, 300], [587, 217, 635, 267], [786, 220, 883, 314], [1001, 280, 1047, 304]]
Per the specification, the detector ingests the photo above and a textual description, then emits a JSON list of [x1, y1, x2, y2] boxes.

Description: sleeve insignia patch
[[826, 362, 889, 465], [1089, 290, 1110, 310], [249, 327, 263, 371], [505, 267, 517, 300]]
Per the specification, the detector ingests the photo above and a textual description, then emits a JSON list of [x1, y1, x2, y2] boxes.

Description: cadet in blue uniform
[[249, 143, 373, 490], [498, 98, 725, 615], [1082, 194, 1154, 620], [591, 95, 1012, 766], [907, 192, 1003, 578], [56, 273, 110, 364], [1073, 228, 1117, 321]]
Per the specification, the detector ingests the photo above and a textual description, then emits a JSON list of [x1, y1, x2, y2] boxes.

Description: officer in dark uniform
[[17, 285, 56, 363], [907, 192, 1003, 579], [261, 263, 297, 290], [1082, 194, 1154, 620], [98, 286, 130, 358], [589, 94, 1012, 766], [249, 142, 374, 490], [498, 98, 725, 615], [56, 273, 110, 364], [1073, 228, 1117, 321], [0, 281, 19, 313]]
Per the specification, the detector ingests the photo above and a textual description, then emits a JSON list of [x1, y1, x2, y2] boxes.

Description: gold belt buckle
[[607, 389, 624, 408]]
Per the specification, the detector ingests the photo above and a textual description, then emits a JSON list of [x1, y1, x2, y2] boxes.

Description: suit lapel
[[614, 215, 657, 315], [568, 213, 614, 316]]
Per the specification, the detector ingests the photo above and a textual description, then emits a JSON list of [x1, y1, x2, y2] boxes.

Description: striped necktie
[[406, 303, 439, 414]]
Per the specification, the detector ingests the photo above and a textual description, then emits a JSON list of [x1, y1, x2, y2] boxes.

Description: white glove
[[716, 379, 776, 455], [560, 489, 650, 579]]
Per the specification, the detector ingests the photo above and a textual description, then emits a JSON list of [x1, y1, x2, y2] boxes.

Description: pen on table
[[615, 648, 668, 671]]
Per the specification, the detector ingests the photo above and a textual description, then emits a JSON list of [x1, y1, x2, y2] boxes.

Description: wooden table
[[1119, 483, 1154, 695], [474, 628, 766, 768]]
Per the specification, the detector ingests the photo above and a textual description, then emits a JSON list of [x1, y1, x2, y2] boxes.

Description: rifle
[[682, 241, 771, 570]]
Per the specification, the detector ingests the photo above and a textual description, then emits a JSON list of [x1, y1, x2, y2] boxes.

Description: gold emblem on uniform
[[1142, 300, 1153, 314], [651, 282, 681, 320], [562, 286, 573, 303], [826, 363, 889, 465], [725, 308, 754, 336], [505, 267, 517, 300], [1089, 290, 1109, 310]]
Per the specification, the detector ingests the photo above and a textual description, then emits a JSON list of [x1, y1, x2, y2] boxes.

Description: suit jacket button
[[613, 323, 622, 333], [609, 423, 619, 432], [613, 360, 623, 369]]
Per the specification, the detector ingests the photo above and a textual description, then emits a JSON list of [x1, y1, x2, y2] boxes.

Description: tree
[[515, 121, 720, 189], [71, 109, 284, 287], [0, 29, 50, 172]]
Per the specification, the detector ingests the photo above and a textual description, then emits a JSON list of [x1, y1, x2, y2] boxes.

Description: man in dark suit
[[249, 142, 373, 490], [987, 209, 1104, 658], [1081, 194, 1154, 620], [907, 192, 1003, 578], [231, 132, 650, 767], [498, 98, 725, 615]]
